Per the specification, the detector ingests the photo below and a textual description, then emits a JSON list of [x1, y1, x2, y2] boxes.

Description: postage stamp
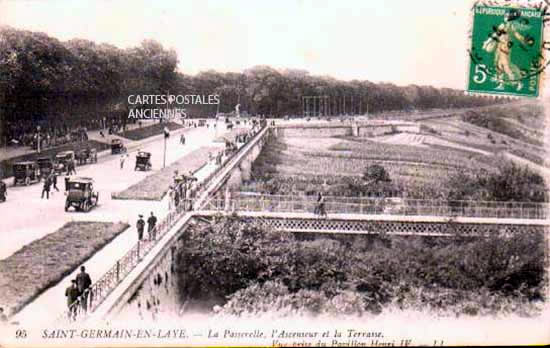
[[468, 4, 544, 97]]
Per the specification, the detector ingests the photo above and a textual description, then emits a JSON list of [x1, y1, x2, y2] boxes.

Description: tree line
[[0, 26, 509, 126]]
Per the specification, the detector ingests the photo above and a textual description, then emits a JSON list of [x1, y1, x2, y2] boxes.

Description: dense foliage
[[175, 217, 545, 317], [1, 26, 507, 126], [447, 162, 548, 202], [1, 27, 178, 125]]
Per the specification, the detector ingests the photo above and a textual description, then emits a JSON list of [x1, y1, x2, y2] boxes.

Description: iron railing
[[56, 200, 194, 324], [55, 126, 269, 324], [201, 194, 549, 220]]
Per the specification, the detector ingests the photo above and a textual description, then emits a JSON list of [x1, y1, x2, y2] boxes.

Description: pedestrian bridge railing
[[55, 126, 270, 324], [57, 200, 193, 323], [201, 194, 550, 220]]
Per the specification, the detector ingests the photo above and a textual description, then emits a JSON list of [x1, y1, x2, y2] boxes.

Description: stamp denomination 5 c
[[468, 5, 544, 97]]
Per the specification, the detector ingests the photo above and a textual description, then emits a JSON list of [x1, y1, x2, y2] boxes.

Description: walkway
[[6, 125, 234, 325]]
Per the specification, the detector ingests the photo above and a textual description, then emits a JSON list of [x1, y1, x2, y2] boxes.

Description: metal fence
[[202, 194, 549, 220], [56, 200, 194, 324], [55, 126, 269, 324]]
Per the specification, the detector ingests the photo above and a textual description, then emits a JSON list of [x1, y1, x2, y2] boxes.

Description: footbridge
[[57, 124, 549, 323]]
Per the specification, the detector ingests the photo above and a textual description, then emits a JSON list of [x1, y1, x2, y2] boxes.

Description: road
[[1, 122, 243, 325], [0, 125, 223, 260]]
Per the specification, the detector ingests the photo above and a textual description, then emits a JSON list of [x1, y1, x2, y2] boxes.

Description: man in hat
[[65, 279, 80, 321], [50, 172, 59, 192], [147, 212, 157, 241], [185, 171, 198, 211], [136, 214, 145, 241], [41, 174, 51, 199], [76, 266, 92, 312]]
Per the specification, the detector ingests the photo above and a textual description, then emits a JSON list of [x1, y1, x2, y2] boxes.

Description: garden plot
[[112, 146, 220, 200], [0, 221, 128, 316]]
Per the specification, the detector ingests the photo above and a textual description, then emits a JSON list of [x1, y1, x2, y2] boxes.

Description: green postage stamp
[[468, 4, 544, 97]]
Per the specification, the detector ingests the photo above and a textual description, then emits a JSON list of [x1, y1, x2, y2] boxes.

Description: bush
[[176, 217, 545, 318]]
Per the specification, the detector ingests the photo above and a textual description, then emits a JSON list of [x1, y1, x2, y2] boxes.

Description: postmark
[[468, 3, 544, 97]]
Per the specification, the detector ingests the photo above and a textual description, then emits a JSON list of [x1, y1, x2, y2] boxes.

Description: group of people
[[135, 212, 158, 241], [41, 172, 60, 199], [65, 266, 92, 321], [168, 170, 198, 212], [3, 120, 91, 149]]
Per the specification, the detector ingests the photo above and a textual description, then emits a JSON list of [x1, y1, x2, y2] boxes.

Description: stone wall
[[278, 126, 352, 137], [112, 130, 269, 321], [113, 238, 185, 321]]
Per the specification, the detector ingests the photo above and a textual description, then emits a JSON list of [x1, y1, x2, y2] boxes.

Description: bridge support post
[[116, 261, 120, 283]]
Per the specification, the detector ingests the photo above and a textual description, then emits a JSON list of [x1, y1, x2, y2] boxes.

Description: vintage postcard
[[0, 0, 549, 347]]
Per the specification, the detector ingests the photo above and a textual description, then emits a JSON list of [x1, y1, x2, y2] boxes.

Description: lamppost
[[36, 125, 41, 153], [163, 126, 170, 168]]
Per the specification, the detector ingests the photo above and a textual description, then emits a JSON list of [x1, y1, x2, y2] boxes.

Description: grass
[[112, 146, 219, 200], [118, 122, 183, 141], [246, 132, 504, 199], [0, 221, 129, 316], [0, 140, 110, 179]]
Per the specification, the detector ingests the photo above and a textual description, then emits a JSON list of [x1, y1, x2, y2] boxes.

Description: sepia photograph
[[0, 0, 549, 346]]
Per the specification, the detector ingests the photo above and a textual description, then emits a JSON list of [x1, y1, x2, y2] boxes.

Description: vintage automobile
[[65, 177, 99, 212], [55, 151, 76, 174], [0, 180, 7, 202], [76, 148, 97, 165], [13, 161, 41, 186], [111, 139, 126, 154], [135, 151, 152, 171], [37, 156, 55, 179]]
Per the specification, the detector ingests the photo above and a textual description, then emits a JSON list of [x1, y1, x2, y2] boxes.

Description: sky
[[0, 0, 472, 89]]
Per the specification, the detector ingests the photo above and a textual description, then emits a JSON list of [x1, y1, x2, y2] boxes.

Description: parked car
[[13, 161, 40, 186], [0, 180, 7, 202], [135, 151, 152, 171], [55, 151, 75, 174], [76, 148, 97, 165], [111, 139, 126, 154], [37, 156, 55, 179], [65, 177, 99, 212]]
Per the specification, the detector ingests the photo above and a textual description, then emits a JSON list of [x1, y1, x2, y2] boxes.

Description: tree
[[363, 164, 391, 184]]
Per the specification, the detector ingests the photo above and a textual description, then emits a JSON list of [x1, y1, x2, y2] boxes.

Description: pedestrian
[[120, 154, 126, 169], [68, 160, 77, 175], [168, 187, 174, 211], [65, 279, 80, 321], [147, 211, 157, 241], [76, 266, 92, 312], [50, 173, 59, 192], [136, 214, 145, 240], [180, 134, 185, 145], [316, 192, 327, 217], [174, 188, 180, 208], [41, 175, 51, 199]]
